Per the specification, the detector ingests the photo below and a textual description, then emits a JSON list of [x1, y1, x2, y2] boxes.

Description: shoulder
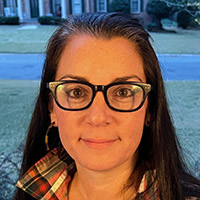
[[181, 172, 200, 199], [183, 184, 200, 200]]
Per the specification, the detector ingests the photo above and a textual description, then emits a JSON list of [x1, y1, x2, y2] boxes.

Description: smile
[[80, 138, 119, 149]]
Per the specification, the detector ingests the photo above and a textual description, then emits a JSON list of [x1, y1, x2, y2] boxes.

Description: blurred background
[[0, 0, 200, 199]]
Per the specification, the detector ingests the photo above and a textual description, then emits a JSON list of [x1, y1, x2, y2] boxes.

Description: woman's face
[[51, 35, 148, 171]]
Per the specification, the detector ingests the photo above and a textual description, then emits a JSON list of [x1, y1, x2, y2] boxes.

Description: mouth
[[80, 138, 120, 149]]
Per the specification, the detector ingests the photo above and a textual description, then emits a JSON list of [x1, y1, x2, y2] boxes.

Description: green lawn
[[0, 80, 200, 173], [0, 24, 200, 200], [151, 29, 200, 54], [0, 25, 57, 53], [0, 80, 39, 157], [0, 24, 200, 54]]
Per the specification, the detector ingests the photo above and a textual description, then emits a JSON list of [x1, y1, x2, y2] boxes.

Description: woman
[[14, 12, 200, 200]]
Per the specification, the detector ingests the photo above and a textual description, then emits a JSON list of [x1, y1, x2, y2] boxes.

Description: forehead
[[56, 35, 146, 83]]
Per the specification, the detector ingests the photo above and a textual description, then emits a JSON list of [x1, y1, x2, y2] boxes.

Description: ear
[[48, 101, 58, 127], [145, 111, 151, 127], [50, 111, 58, 126]]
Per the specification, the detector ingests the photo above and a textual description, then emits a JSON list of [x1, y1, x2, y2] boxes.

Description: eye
[[67, 87, 86, 98], [115, 87, 133, 97]]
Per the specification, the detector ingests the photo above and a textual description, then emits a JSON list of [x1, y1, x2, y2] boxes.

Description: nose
[[85, 92, 112, 127]]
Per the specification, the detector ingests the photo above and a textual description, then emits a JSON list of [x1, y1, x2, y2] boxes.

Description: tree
[[146, 0, 172, 29], [108, 0, 130, 13], [160, 0, 200, 28], [177, 10, 192, 28], [160, 0, 200, 17]]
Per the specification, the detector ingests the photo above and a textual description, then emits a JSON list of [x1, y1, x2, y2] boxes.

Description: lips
[[80, 138, 119, 149], [82, 138, 118, 143]]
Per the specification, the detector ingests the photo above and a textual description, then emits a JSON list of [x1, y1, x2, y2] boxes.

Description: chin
[[74, 153, 131, 172], [79, 161, 121, 172]]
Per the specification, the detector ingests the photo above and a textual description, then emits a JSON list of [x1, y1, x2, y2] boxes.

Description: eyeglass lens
[[107, 84, 143, 110], [55, 83, 144, 111], [56, 83, 93, 109]]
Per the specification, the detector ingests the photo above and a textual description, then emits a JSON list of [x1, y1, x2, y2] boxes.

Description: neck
[[69, 155, 138, 200]]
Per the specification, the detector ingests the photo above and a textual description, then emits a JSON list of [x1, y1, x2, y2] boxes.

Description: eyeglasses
[[47, 80, 151, 112]]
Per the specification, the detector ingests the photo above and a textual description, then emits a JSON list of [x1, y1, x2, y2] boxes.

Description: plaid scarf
[[16, 146, 160, 200]]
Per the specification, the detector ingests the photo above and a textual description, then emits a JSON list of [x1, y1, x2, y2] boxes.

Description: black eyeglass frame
[[47, 80, 152, 112]]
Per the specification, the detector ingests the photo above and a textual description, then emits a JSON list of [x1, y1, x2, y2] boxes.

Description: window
[[130, 0, 141, 13], [30, 0, 39, 18], [96, 0, 107, 12], [50, 0, 61, 17], [3, 0, 17, 16], [72, 0, 82, 15], [3, 0, 7, 7]]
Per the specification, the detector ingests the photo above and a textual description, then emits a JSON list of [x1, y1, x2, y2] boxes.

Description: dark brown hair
[[14, 12, 200, 200]]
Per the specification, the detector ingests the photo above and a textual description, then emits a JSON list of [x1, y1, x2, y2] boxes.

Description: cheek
[[53, 99, 77, 129], [120, 106, 147, 147], [53, 100, 147, 166], [53, 108, 78, 146]]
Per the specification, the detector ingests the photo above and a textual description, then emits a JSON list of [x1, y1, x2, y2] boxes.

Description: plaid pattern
[[16, 146, 75, 200], [17, 146, 160, 200], [137, 170, 160, 200]]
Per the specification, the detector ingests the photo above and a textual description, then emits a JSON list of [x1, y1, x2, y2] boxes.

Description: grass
[[0, 80, 39, 157], [0, 80, 200, 176], [1, 24, 200, 199], [151, 29, 200, 54], [0, 25, 57, 53], [0, 24, 200, 54]]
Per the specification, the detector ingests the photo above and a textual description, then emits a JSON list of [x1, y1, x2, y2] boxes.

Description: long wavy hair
[[14, 12, 200, 200]]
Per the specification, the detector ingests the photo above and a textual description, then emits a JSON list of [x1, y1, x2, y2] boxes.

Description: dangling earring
[[145, 120, 151, 127], [45, 122, 55, 151]]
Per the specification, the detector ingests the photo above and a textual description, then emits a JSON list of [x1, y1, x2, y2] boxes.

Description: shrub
[[0, 17, 6, 24], [146, 0, 171, 19], [146, 0, 171, 29], [0, 16, 19, 25], [146, 22, 161, 32], [189, 17, 200, 28], [177, 10, 192, 29], [38, 16, 66, 25], [108, 0, 130, 13]]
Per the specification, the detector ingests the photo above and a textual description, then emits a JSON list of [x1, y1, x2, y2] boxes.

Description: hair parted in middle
[[16, 12, 187, 200]]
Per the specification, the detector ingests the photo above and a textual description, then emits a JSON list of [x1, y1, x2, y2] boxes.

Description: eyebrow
[[112, 75, 143, 82], [59, 74, 143, 83], [59, 75, 88, 82]]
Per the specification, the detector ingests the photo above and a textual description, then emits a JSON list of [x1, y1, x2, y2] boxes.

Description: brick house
[[0, 0, 151, 25]]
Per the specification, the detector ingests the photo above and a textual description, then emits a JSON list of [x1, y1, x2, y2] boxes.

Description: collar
[[16, 146, 159, 200]]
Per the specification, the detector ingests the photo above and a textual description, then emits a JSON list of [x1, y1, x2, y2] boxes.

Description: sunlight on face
[[51, 35, 148, 172]]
